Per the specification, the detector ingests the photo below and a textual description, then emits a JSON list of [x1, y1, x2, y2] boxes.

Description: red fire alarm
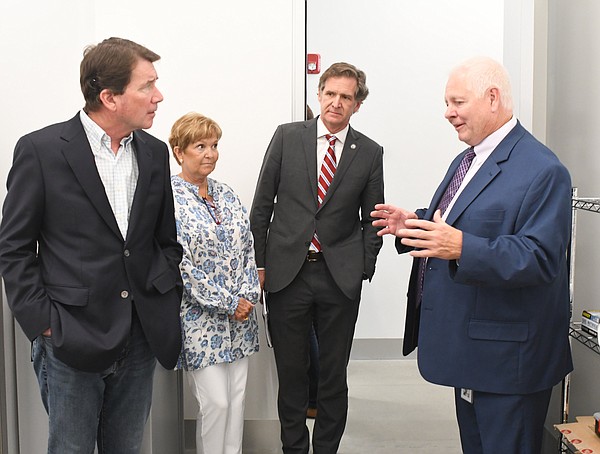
[[307, 53, 321, 74]]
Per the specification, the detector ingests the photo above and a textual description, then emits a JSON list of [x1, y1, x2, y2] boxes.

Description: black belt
[[306, 251, 323, 262]]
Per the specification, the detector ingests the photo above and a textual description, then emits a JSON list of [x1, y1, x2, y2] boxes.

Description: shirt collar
[[317, 116, 350, 145], [473, 116, 517, 156], [79, 110, 134, 151]]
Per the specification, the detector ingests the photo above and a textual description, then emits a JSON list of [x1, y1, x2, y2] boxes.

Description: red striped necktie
[[311, 134, 337, 252]]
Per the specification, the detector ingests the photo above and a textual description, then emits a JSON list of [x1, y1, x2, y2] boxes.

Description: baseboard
[[350, 338, 414, 360]]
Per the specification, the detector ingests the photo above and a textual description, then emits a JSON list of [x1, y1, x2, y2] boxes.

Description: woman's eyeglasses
[[202, 197, 221, 225]]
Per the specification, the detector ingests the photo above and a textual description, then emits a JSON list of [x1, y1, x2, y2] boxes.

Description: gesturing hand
[[371, 203, 418, 237], [398, 210, 464, 260]]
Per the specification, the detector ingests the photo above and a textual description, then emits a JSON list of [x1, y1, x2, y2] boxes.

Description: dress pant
[[267, 257, 361, 454], [454, 387, 553, 454], [186, 356, 249, 454], [308, 323, 320, 409]]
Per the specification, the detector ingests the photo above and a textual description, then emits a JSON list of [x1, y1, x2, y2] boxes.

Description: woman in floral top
[[169, 112, 260, 454]]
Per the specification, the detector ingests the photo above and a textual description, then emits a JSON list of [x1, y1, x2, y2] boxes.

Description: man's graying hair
[[318, 62, 369, 103]]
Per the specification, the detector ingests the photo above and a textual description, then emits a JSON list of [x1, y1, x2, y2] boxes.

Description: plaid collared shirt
[[80, 110, 139, 239]]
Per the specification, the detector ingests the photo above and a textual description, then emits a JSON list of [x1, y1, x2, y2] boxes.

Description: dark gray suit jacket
[[0, 114, 183, 372], [250, 118, 384, 299]]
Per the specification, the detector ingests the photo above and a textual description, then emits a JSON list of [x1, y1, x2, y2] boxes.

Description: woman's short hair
[[168, 112, 223, 164]]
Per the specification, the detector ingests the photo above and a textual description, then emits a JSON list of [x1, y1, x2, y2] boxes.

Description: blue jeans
[[32, 314, 157, 454]]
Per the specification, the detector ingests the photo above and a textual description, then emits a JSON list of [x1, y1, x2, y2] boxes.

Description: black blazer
[[250, 118, 384, 299], [0, 114, 183, 372]]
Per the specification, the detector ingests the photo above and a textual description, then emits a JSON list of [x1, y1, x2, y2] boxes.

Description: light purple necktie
[[416, 148, 476, 304], [437, 148, 476, 216]]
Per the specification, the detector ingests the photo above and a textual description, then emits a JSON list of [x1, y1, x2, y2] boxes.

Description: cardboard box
[[582, 310, 600, 337], [555, 416, 600, 453]]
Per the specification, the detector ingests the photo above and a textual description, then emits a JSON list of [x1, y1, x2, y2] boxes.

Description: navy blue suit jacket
[[398, 121, 573, 394], [0, 114, 183, 372]]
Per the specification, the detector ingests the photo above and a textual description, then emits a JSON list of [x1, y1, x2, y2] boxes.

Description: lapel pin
[[350, 144, 356, 149]]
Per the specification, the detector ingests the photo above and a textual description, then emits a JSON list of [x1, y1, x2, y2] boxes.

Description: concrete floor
[[238, 358, 564, 454], [313, 360, 462, 454], [187, 359, 462, 453]]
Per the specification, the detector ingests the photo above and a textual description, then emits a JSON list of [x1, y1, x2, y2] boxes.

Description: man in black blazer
[[250, 62, 384, 454], [0, 37, 183, 453]]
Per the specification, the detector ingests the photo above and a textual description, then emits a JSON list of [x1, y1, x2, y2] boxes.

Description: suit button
[[124, 249, 130, 257], [120, 290, 129, 299]]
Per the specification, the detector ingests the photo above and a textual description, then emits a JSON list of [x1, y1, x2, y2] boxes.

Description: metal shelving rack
[[560, 438, 579, 454], [569, 322, 600, 355], [559, 190, 600, 453], [572, 197, 600, 213]]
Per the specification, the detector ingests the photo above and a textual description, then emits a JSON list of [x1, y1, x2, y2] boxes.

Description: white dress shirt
[[443, 116, 517, 220]]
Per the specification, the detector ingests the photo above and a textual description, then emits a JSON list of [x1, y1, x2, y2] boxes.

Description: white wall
[[547, 0, 600, 421], [307, 0, 505, 339], [0, 1, 305, 451], [0, 0, 305, 207]]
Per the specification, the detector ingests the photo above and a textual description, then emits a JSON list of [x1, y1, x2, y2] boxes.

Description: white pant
[[186, 357, 249, 454]]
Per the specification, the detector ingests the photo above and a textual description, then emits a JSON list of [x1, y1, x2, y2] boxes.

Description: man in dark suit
[[250, 62, 384, 454], [0, 37, 183, 453], [372, 57, 572, 454]]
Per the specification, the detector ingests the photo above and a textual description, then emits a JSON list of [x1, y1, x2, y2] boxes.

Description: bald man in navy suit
[[372, 57, 572, 454]]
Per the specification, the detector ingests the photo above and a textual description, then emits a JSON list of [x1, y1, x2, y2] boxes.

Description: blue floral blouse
[[172, 175, 260, 370]]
